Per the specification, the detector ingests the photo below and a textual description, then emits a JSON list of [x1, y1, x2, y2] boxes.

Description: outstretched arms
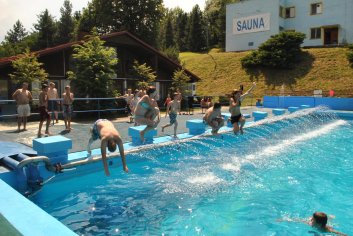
[[117, 138, 129, 173], [241, 82, 257, 99]]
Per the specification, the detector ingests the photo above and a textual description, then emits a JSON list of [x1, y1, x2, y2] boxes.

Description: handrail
[[0, 97, 128, 119], [17, 156, 56, 172]]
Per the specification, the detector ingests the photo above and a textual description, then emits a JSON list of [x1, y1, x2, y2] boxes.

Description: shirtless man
[[62, 85, 74, 131], [12, 82, 33, 132], [134, 86, 160, 142], [38, 84, 51, 137], [229, 82, 256, 135], [162, 93, 181, 138], [118, 89, 134, 123], [203, 102, 224, 135], [48, 82, 59, 123], [87, 119, 129, 176]]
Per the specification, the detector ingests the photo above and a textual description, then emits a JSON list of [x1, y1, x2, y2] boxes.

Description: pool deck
[[0, 107, 274, 153]]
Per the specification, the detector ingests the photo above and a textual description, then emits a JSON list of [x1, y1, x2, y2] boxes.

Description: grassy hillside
[[180, 48, 353, 98]]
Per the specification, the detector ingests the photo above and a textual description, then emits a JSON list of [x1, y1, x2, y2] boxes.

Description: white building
[[226, 0, 353, 51]]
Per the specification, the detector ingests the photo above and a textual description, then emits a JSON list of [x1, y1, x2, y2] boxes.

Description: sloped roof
[[0, 31, 200, 81]]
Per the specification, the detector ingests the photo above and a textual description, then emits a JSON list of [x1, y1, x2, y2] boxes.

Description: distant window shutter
[[290, 7, 295, 17], [317, 3, 322, 14]]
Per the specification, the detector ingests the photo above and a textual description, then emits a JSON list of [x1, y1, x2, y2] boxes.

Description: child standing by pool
[[162, 93, 180, 138], [62, 85, 74, 131]]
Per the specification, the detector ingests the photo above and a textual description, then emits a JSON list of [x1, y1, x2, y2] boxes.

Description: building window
[[279, 6, 285, 18], [310, 28, 321, 39], [285, 7, 295, 18], [0, 80, 8, 99], [311, 3, 322, 15], [248, 42, 254, 46]]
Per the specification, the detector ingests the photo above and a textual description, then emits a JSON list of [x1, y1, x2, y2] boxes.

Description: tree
[[187, 5, 206, 52], [204, 0, 238, 49], [165, 16, 175, 48], [56, 0, 75, 44], [67, 32, 118, 99], [175, 10, 189, 51], [0, 33, 38, 58], [76, 0, 163, 46], [9, 48, 48, 84], [171, 69, 190, 94], [34, 9, 57, 49], [4, 20, 27, 44], [131, 60, 156, 90], [241, 31, 306, 69]]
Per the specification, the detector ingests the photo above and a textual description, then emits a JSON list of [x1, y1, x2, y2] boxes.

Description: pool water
[[31, 113, 353, 235]]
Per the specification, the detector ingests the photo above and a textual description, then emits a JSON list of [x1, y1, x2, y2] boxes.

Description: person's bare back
[[88, 119, 128, 176]]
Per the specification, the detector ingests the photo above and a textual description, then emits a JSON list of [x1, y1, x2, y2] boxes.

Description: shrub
[[241, 31, 306, 69], [163, 46, 180, 63], [346, 44, 353, 66]]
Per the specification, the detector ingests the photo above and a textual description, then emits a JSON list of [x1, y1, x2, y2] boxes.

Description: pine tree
[[187, 5, 206, 52], [175, 11, 188, 51], [165, 17, 175, 48], [56, 0, 75, 44], [4, 20, 27, 44], [34, 9, 57, 49]]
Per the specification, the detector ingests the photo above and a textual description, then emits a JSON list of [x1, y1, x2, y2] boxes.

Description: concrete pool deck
[[0, 107, 275, 153]]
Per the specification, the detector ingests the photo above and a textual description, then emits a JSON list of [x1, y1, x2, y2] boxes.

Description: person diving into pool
[[134, 86, 160, 143], [87, 119, 129, 176], [229, 82, 256, 135]]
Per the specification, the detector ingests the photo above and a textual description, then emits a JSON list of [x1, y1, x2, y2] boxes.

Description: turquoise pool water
[[31, 113, 353, 235]]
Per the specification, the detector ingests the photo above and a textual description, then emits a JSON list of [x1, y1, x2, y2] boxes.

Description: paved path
[[0, 107, 274, 153]]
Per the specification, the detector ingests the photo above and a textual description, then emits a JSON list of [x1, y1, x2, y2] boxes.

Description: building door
[[324, 28, 338, 45]]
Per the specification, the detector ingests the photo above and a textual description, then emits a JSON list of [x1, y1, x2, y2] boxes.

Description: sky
[[0, 0, 206, 42]]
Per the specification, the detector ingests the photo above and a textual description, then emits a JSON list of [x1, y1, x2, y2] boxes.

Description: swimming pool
[[30, 111, 352, 235]]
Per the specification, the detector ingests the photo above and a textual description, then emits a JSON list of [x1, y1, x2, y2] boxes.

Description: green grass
[[180, 48, 353, 98]]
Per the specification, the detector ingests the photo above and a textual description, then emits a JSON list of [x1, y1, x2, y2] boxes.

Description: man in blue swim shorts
[[162, 93, 181, 138], [87, 119, 129, 176]]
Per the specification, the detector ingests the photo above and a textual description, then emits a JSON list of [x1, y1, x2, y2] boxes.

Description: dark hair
[[313, 212, 328, 228], [42, 84, 48, 89], [213, 102, 221, 109], [146, 86, 156, 96], [107, 139, 117, 152], [231, 89, 242, 98]]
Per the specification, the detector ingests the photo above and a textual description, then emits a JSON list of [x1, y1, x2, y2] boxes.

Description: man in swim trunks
[[162, 93, 181, 138], [87, 119, 128, 176], [38, 84, 51, 137], [203, 102, 224, 135], [229, 82, 256, 135], [12, 82, 33, 132], [62, 85, 74, 131], [48, 82, 59, 123]]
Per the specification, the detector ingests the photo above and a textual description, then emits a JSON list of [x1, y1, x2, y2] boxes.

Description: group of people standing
[[12, 82, 74, 137]]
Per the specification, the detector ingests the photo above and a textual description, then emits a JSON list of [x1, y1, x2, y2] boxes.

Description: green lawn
[[180, 48, 353, 98]]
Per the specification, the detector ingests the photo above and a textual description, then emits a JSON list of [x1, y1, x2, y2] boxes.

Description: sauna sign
[[233, 13, 270, 35]]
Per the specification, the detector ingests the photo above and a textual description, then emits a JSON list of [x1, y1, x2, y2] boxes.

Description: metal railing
[[0, 97, 128, 120]]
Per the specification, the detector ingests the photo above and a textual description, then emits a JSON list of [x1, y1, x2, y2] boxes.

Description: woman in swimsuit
[[134, 86, 160, 142], [229, 82, 256, 135]]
